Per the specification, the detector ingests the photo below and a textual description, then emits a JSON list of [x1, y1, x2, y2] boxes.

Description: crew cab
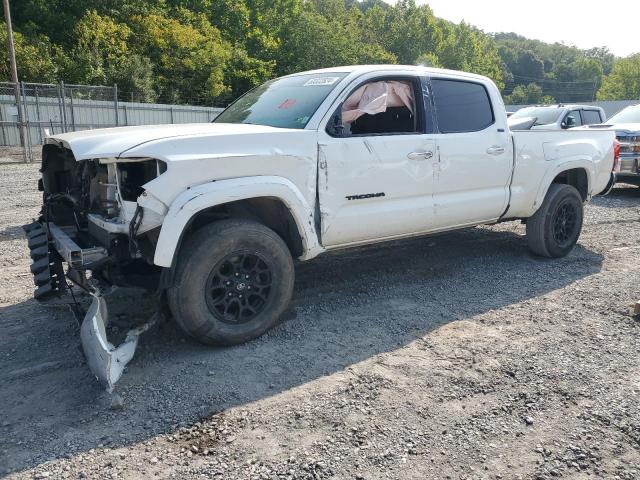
[[508, 104, 606, 130], [24, 65, 617, 390], [576, 103, 640, 186]]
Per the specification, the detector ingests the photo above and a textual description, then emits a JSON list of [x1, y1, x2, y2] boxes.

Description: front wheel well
[[182, 197, 304, 259], [551, 168, 589, 201]]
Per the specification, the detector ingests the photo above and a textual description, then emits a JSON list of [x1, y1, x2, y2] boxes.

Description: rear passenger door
[[429, 78, 513, 228]]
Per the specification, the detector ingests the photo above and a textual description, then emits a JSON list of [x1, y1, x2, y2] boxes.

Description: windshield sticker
[[278, 98, 297, 109], [303, 77, 341, 87]]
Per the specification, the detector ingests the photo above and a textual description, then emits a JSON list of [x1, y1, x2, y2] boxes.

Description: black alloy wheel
[[205, 252, 272, 324]]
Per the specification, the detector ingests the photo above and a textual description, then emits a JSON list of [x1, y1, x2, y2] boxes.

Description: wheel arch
[[153, 176, 323, 271], [551, 167, 589, 201], [533, 164, 593, 215]]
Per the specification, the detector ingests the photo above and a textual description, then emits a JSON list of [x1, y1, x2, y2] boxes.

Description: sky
[[404, 0, 638, 57]]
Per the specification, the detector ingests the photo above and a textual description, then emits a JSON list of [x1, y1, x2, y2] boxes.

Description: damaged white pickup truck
[[25, 65, 617, 390]]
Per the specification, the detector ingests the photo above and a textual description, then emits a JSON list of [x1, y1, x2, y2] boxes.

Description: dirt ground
[[1, 158, 639, 480]]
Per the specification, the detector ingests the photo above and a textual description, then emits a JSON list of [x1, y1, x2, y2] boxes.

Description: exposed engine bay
[[23, 144, 170, 392], [32, 143, 167, 299]]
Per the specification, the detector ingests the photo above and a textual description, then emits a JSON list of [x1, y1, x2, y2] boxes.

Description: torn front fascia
[[81, 291, 161, 392]]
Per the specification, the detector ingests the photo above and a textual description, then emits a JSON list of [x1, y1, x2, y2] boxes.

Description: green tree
[[132, 10, 233, 103], [0, 25, 68, 82], [65, 11, 156, 101], [597, 54, 640, 100], [437, 21, 505, 89], [275, 6, 395, 75], [504, 83, 554, 105], [378, 0, 443, 66]]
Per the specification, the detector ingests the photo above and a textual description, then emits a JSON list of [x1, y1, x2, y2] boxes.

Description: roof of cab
[[283, 64, 491, 82]]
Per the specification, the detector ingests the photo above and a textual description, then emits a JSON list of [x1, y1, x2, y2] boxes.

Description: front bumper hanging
[[81, 292, 158, 392], [24, 220, 156, 392]]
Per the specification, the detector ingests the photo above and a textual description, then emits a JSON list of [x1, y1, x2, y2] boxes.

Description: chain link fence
[[0, 82, 224, 163]]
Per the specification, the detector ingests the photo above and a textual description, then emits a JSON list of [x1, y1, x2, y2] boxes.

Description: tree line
[[2, 0, 638, 105]]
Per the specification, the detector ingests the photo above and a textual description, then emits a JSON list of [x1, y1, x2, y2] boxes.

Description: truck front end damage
[[25, 141, 168, 390]]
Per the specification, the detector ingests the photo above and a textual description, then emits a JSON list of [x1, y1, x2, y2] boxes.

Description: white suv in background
[[508, 104, 606, 130]]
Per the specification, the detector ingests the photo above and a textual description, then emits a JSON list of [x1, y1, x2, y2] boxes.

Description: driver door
[[317, 74, 437, 247]]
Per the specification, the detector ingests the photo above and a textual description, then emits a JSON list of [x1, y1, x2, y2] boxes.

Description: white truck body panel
[[32, 65, 617, 391], [43, 65, 615, 263]]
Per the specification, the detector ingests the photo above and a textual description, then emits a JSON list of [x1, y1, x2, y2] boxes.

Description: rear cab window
[[581, 110, 603, 125], [430, 79, 494, 133]]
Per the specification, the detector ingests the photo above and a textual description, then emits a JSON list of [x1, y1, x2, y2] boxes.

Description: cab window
[[328, 79, 422, 136], [581, 110, 603, 125], [563, 111, 582, 128], [431, 79, 494, 133]]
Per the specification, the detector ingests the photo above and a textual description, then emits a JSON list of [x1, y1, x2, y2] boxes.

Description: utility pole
[[3, 0, 27, 157]]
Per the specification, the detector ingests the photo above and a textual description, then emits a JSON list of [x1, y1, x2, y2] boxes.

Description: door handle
[[487, 146, 506, 155], [407, 151, 433, 161]]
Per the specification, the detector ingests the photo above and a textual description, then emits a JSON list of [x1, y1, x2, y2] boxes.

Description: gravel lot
[[1, 157, 639, 479]]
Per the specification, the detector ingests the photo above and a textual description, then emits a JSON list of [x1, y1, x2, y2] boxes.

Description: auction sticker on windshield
[[304, 77, 341, 86]]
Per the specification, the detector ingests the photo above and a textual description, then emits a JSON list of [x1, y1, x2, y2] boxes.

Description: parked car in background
[[508, 104, 606, 130], [577, 104, 640, 186]]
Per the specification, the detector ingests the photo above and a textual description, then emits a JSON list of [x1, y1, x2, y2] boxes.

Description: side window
[[336, 79, 421, 136], [431, 79, 494, 133], [582, 110, 603, 125], [564, 110, 582, 127]]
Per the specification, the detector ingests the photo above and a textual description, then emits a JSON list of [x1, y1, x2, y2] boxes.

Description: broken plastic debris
[[80, 293, 157, 392]]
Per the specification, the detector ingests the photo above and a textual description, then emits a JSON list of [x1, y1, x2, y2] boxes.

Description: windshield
[[214, 72, 348, 129], [510, 107, 562, 125], [608, 105, 640, 124]]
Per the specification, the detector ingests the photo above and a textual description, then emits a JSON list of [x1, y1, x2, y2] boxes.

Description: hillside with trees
[[2, 0, 638, 105]]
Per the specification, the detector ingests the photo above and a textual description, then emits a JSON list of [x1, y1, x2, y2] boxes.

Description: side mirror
[[326, 109, 345, 137]]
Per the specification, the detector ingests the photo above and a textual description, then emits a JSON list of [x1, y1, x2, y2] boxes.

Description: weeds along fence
[[0, 82, 224, 162]]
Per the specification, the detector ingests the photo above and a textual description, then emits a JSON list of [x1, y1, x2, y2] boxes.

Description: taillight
[[613, 139, 620, 172]]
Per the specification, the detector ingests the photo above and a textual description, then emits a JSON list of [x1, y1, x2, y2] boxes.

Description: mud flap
[[80, 293, 157, 392]]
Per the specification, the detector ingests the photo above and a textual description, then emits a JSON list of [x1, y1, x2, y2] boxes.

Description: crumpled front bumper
[[80, 293, 156, 392], [25, 220, 156, 392]]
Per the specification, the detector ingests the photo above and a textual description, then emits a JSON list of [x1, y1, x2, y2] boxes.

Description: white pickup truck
[[25, 65, 616, 389]]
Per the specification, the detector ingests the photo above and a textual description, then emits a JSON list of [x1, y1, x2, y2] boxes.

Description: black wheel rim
[[552, 201, 578, 247], [205, 252, 272, 324]]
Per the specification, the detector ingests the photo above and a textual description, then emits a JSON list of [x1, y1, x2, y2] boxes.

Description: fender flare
[[531, 160, 594, 215], [153, 176, 323, 267]]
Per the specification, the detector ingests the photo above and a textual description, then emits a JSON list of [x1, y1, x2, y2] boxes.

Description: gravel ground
[[0, 158, 639, 480]]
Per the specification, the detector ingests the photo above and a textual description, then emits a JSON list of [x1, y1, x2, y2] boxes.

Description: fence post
[[0, 96, 6, 146], [114, 84, 119, 126], [170, 106, 174, 124], [69, 87, 76, 131], [59, 81, 68, 133], [35, 86, 43, 144], [123, 104, 128, 126], [56, 82, 64, 134], [20, 81, 33, 162]]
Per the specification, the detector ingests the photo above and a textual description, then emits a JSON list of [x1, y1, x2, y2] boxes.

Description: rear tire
[[526, 183, 583, 258], [168, 219, 294, 346]]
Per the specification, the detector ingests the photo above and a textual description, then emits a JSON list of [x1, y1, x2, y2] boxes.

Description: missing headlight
[[117, 159, 167, 201]]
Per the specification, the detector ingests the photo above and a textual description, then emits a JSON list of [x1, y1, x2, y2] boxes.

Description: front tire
[[526, 183, 584, 258], [168, 219, 294, 346]]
